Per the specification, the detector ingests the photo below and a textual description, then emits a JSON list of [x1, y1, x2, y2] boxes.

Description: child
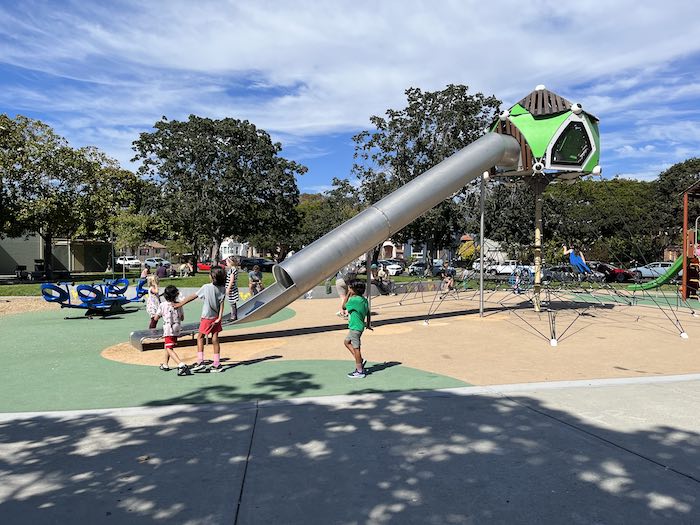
[[225, 256, 240, 321], [176, 267, 227, 373], [153, 285, 189, 376], [344, 280, 371, 379], [335, 263, 357, 319], [248, 264, 264, 295], [145, 275, 160, 329]]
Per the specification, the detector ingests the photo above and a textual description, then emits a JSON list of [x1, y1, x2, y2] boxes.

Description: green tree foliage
[[77, 147, 145, 240], [485, 181, 535, 248], [1, 115, 140, 277], [163, 239, 192, 262], [543, 178, 656, 265], [132, 115, 306, 262], [289, 189, 361, 251], [342, 85, 501, 257], [653, 158, 700, 234], [111, 211, 151, 254]]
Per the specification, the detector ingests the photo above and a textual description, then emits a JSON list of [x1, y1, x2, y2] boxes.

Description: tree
[[288, 187, 361, 251], [345, 85, 501, 257], [1, 115, 142, 278], [76, 147, 146, 241], [543, 177, 657, 264], [654, 158, 700, 235], [132, 115, 306, 263], [111, 211, 151, 255]]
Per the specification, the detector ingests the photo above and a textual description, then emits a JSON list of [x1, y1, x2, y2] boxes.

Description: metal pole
[[533, 177, 545, 312], [479, 172, 487, 317], [366, 250, 373, 329]]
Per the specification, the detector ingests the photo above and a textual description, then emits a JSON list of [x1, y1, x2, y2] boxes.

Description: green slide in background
[[627, 257, 684, 291]]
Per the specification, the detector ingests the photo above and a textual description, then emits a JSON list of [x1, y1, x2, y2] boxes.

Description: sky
[[1, 0, 700, 193]]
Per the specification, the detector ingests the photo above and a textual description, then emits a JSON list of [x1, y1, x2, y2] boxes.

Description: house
[[379, 240, 405, 260], [403, 240, 454, 262], [137, 241, 168, 259], [220, 238, 250, 258], [0, 234, 111, 275]]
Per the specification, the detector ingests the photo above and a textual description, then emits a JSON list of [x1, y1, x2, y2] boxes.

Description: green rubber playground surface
[[0, 302, 469, 413]]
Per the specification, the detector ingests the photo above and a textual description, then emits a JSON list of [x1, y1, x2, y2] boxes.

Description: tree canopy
[[132, 115, 306, 262], [341, 84, 501, 257], [1, 115, 141, 276]]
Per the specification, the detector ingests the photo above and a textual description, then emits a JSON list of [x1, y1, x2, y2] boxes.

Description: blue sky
[[1, 0, 699, 193]]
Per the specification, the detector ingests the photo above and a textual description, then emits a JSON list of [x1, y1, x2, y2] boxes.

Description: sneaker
[[190, 362, 207, 372], [347, 370, 366, 379], [159, 364, 171, 371], [177, 365, 191, 376], [208, 364, 224, 373]]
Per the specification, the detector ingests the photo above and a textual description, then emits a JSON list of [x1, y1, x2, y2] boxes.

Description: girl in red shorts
[[176, 268, 227, 373], [154, 285, 189, 375]]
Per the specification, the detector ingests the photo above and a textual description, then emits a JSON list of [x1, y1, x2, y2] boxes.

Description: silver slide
[[130, 133, 519, 350]]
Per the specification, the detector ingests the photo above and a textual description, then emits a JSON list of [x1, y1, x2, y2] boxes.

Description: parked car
[[629, 261, 674, 280], [239, 257, 275, 272], [144, 257, 171, 269], [115, 255, 141, 270], [407, 260, 455, 277], [384, 258, 407, 270], [588, 261, 635, 283], [384, 263, 404, 276], [541, 264, 605, 283], [408, 261, 429, 276], [197, 260, 226, 272]]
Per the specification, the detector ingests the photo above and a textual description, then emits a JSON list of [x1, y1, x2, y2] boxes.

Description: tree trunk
[[41, 231, 54, 280], [371, 246, 381, 265], [211, 236, 223, 264], [426, 240, 434, 263]]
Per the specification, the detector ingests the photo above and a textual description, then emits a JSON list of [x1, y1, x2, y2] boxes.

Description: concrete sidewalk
[[1, 376, 699, 524]]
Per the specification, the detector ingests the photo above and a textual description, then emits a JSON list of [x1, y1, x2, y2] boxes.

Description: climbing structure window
[[550, 122, 592, 167]]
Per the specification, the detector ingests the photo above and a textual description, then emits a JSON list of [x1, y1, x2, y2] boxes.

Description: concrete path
[[2, 375, 699, 524]]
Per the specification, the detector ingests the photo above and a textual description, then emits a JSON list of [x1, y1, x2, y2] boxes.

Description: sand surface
[[0, 296, 56, 317], [102, 290, 700, 386]]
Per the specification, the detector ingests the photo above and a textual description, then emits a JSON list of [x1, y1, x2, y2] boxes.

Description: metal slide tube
[[129, 133, 519, 347], [238, 132, 519, 323]]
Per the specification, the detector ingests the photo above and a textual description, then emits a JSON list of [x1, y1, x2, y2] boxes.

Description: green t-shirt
[[346, 295, 368, 332]]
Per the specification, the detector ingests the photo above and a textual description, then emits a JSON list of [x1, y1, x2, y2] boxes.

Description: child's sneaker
[[347, 370, 366, 379], [208, 364, 224, 373], [177, 364, 191, 376], [159, 364, 171, 371]]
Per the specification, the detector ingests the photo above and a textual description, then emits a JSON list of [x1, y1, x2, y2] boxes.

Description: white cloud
[[614, 144, 657, 158], [1, 0, 700, 184], [301, 184, 335, 194]]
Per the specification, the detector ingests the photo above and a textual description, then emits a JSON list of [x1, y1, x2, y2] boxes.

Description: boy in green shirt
[[344, 280, 370, 378]]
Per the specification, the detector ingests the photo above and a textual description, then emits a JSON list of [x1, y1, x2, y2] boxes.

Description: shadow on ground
[[0, 387, 698, 524]]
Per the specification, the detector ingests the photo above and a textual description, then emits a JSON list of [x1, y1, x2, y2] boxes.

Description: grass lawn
[[0, 269, 679, 297], [0, 271, 288, 296]]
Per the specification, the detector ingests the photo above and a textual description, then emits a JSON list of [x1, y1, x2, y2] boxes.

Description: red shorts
[[164, 336, 178, 349], [199, 318, 222, 335]]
